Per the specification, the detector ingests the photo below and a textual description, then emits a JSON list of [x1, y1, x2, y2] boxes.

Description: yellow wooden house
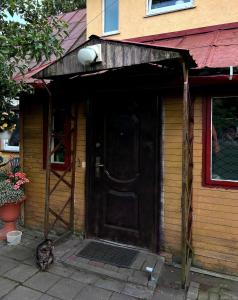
[[20, 0, 238, 284]]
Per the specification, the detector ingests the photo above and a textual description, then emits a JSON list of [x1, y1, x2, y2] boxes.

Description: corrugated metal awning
[[129, 22, 238, 69]]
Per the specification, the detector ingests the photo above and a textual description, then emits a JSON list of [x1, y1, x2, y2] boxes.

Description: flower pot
[[7, 230, 22, 245], [0, 197, 25, 240], [0, 131, 11, 140]]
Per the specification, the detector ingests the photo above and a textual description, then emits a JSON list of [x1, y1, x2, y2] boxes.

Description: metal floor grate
[[77, 241, 138, 268]]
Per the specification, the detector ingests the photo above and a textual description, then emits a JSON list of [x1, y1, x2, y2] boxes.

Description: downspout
[[229, 66, 234, 80]]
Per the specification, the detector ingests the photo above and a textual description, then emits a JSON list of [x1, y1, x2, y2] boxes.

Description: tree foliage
[[42, 0, 86, 15], [0, 0, 68, 109]]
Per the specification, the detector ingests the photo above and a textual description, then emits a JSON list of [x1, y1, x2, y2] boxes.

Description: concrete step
[[55, 238, 164, 291]]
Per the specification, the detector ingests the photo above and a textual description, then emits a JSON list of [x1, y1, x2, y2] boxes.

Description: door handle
[[95, 157, 104, 178], [96, 163, 104, 167]]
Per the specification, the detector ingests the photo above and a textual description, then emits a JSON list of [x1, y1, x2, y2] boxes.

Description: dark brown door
[[87, 94, 161, 250]]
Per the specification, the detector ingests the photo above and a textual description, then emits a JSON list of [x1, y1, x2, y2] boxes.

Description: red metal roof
[[129, 22, 238, 69], [14, 9, 86, 83]]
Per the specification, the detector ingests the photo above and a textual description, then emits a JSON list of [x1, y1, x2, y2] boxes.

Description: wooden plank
[[193, 227, 238, 241], [181, 64, 193, 289], [193, 256, 238, 276], [193, 202, 238, 213], [193, 240, 238, 256], [194, 248, 238, 264], [193, 221, 238, 235], [36, 37, 184, 78]]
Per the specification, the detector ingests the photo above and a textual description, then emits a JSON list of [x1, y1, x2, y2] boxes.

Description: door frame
[[85, 93, 162, 252]]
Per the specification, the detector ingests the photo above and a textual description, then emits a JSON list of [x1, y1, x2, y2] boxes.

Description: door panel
[[104, 190, 139, 229], [105, 113, 140, 181], [88, 94, 160, 249]]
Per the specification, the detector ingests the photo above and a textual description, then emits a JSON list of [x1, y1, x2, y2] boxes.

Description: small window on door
[[148, 0, 193, 15], [103, 0, 119, 35], [204, 96, 238, 188]]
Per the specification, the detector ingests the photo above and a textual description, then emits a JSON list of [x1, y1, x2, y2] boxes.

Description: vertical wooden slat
[[181, 63, 194, 289], [43, 81, 53, 239], [70, 102, 78, 231], [19, 98, 25, 225]]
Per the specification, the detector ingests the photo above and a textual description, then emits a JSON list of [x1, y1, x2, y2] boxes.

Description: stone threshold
[[57, 238, 164, 291]]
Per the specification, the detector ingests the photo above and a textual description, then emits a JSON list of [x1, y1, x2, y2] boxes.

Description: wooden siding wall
[[74, 101, 86, 232], [163, 95, 238, 275], [163, 95, 182, 258], [23, 93, 238, 275], [193, 97, 238, 276], [22, 98, 86, 233], [23, 99, 45, 229]]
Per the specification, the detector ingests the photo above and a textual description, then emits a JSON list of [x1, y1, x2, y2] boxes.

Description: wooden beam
[[70, 103, 78, 231], [49, 207, 70, 227], [43, 80, 53, 239], [181, 63, 194, 290]]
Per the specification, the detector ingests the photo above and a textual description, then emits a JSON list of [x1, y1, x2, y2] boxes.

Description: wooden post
[[181, 63, 193, 289], [42, 80, 53, 239], [19, 98, 25, 225], [70, 102, 78, 232]]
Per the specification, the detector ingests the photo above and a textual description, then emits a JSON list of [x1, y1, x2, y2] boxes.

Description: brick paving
[[0, 227, 192, 299], [0, 228, 176, 299]]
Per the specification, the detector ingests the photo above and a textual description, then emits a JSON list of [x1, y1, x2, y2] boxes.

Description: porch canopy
[[34, 35, 195, 289], [35, 35, 196, 79]]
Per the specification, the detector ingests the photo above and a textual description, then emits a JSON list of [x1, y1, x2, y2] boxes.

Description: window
[[43, 104, 71, 171], [1, 113, 20, 153], [103, 0, 119, 35], [204, 97, 238, 188], [148, 0, 193, 15]]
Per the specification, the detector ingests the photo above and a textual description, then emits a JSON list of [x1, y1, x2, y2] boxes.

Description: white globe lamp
[[77, 44, 102, 66]]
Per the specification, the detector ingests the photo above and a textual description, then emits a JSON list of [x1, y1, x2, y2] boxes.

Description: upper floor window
[[103, 0, 119, 35], [148, 0, 193, 15], [204, 96, 238, 188]]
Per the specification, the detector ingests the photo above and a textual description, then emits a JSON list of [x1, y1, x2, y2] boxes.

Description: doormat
[[77, 241, 138, 268]]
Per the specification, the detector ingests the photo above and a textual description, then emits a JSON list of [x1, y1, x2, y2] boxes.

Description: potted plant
[[0, 170, 29, 240]]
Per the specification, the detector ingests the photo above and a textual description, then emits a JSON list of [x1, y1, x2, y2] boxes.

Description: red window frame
[[203, 97, 238, 189], [43, 104, 71, 171]]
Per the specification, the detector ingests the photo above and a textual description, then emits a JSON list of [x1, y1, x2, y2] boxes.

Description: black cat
[[36, 239, 54, 271]]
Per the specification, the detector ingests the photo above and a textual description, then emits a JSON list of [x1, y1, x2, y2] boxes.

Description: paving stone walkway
[[1, 227, 238, 300], [0, 228, 186, 300]]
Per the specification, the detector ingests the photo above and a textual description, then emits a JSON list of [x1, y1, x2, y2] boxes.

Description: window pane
[[151, 0, 191, 9], [52, 137, 65, 163], [52, 108, 66, 164], [8, 118, 20, 147], [212, 97, 238, 181], [104, 0, 118, 33]]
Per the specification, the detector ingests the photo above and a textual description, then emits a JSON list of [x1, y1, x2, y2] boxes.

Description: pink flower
[[15, 172, 26, 179], [15, 180, 23, 187], [13, 184, 20, 190]]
